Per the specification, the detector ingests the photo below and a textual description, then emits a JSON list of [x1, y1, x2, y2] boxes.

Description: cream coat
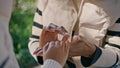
[[28, 0, 120, 68]]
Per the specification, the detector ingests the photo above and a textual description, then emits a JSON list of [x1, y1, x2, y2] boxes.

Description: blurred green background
[[9, 0, 38, 68]]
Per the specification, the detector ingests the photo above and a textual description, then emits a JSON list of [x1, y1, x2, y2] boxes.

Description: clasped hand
[[33, 23, 96, 66]]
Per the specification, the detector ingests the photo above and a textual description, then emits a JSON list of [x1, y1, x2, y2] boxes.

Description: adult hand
[[43, 40, 70, 66], [33, 23, 69, 56], [33, 33, 69, 56], [69, 35, 96, 57], [40, 23, 69, 48]]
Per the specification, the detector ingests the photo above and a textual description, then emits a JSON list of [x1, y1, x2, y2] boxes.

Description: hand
[[34, 23, 69, 56], [43, 40, 70, 66], [69, 35, 96, 57], [40, 23, 69, 48], [39, 25, 58, 48], [33, 34, 70, 56], [33, 24, 59, 56]]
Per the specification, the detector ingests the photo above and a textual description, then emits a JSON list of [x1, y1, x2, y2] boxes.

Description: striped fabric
[[28, 0, 120, 68], [103, 18, 120, 67], [29, 8, 76, 68], [30, 8, 43, 40], [106, 18, 120, 49], [115, 18, 120, 23]]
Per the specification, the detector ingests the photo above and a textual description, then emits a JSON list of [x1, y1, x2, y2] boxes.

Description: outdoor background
[[9, 0, 120, 68], [9, 0, 38, 68]]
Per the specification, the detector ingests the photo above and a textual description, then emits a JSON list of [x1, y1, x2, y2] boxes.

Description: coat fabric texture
[[28, 0, 120, 68]]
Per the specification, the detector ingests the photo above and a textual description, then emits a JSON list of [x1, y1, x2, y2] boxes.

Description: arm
[[28, 0, 69, 64], [42, 40, 70, 68], [28, 0, 47, 64], [81, 22, 120, 67], [79, 1, 120, 67]]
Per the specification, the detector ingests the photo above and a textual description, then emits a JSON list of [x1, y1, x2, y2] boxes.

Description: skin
[[34, 23, 69, 56], [34, 23, 70, 66], [69, 35, 96, 57], [39, 23, 69, 48], [43, 40, 70, 66], [34, 23, 96, 65]]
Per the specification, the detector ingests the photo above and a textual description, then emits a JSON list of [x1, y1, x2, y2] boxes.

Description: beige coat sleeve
[[81, 19, 120, 68], [80, 17, 120, 67], [28, 0, 47, 63], [80, 1, 120, 67]]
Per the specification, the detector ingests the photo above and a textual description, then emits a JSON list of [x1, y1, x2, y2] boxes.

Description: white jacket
[[28, 0, 120, 68]]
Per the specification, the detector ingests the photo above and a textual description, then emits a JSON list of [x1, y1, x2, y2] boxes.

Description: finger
[[55, 41, 60, 47], [49, 23, 58, 29], [49, 41, 55, 47], [45, 41, 55, 53], [72, 35, 81, 44], [40, 26, 47, 48], [65, 40, 70, 53], [43, 26, 54, 33], [56, 26, 68, 35], [60, 26, 68, 35], [62, 34, 70, 42], [66, 40, 70, 49], [43, 42, 49, 53], [61, 41, 66, 50], [47, 25, 55, 32], [42, 26, 47, 32], [33, 47, 42, 54], [47, 23, 59, 32], [36, 49, 43, 56], [46, 41, 55, 51]]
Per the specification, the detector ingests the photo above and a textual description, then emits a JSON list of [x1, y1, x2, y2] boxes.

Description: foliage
[[9, 1, 38, 68]]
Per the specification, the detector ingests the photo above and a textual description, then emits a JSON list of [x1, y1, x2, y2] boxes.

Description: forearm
[[81, 45, 119, 67], [28, 0, 46, 64], [81, 31, 120, 67]]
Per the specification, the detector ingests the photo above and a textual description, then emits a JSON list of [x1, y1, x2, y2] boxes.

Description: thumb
[[72, 35, 81, 44]]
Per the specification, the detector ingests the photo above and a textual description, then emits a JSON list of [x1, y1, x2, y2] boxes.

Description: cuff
[[81, 46, 102, 67], [43, 59, 62, 68]]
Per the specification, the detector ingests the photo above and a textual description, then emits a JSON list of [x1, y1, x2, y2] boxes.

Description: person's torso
[[42, 0, 120, 46], [42, 0, 120, 68]]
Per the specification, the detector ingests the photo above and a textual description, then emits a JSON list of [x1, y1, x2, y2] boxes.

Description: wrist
[[89, 46, 96, 58], [81, 46, 102, 67], [84, 45, 96, 58]]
